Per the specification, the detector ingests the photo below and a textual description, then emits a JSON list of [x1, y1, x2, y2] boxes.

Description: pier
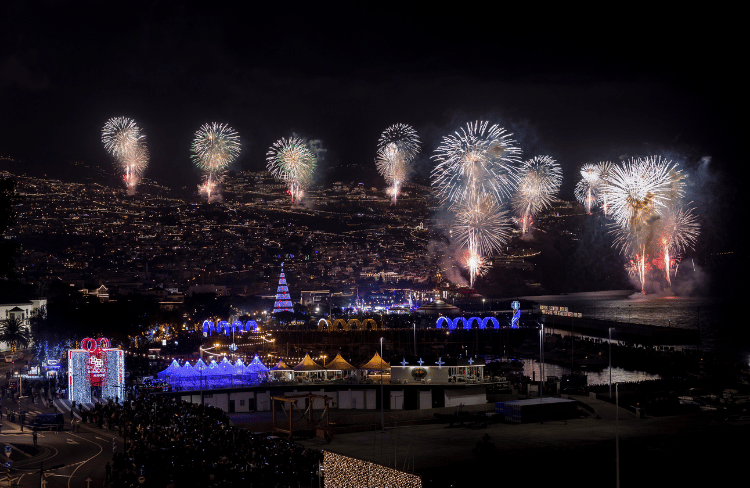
[[540, 313, 700, 346]]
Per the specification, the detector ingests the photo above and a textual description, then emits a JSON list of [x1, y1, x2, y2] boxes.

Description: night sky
[[0, 3, 740, 204]]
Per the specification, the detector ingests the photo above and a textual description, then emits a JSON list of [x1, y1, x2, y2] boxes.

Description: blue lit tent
[[194, 358, 208, 374], [245, 355, 271, 383], [179, 360, 201, 390], [157, 359, 182, 381]]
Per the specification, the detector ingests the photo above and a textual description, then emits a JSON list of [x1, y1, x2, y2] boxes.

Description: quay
[[540, 313, 700, 345]]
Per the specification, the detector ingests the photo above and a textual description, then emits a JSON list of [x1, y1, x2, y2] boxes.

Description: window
[[240, 399, 245, 406]]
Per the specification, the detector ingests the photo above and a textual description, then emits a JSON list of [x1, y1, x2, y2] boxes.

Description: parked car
[[29, 413, 64, 431]]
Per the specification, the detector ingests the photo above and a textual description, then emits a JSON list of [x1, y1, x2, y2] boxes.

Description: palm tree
[[0, 315, 31, 351]]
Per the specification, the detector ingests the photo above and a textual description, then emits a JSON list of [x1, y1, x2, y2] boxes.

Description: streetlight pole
[[615, 382, 620, 488], [412, 323, 416, 356], [608, 327, 613, 398], [380, 337, 384, 431], [539, 323, 544, 399]]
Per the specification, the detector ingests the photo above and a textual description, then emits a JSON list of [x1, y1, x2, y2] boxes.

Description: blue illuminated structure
[[156, 354, 271, 391], [436, 316, 500, 330], [202, 319, 259, 335], [511, 301, 521, 329]]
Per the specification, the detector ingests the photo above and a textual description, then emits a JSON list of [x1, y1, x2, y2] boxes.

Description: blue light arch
[[435, 316, 501, 330]]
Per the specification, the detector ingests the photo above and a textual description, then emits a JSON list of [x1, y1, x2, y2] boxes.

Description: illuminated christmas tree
[[272, 264, 294, 314]]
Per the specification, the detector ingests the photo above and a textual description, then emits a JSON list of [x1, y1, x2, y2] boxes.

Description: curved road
[[3, 423, 117, 487]]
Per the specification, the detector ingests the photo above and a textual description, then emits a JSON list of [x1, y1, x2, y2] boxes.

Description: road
[[0, 354, 117, 487], [2, 427, 116, 487]]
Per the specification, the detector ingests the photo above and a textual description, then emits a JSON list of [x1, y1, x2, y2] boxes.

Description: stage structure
[[68, 337, 125, 404]]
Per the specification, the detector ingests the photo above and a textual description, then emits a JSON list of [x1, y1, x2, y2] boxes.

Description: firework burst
[[375, 123, 420, 203], [452, 195, 512, 256], [655, 204, 700, 285], [102, 117, 149, 194], [266, 136, 317, 203], [575, 163, 602, 214], [191, 123, 240, 202], [604, 156, 687, 291], [452, 195, 512, 286], [431, 121, 522, 208], [432, 121, 521, 287], [513, 155, 562, 234]]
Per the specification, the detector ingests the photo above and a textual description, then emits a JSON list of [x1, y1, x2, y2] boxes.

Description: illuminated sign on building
[[539, 305, 582, 318]]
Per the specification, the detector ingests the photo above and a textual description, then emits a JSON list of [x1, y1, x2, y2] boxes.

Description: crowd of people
[[74, 395, 323, 487]]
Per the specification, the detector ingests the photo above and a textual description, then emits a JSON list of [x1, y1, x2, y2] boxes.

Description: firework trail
[[191, 123, 240, 202], [375, 123, 420, 203], [513, 155, 562, 234], [574, 163, 600, 214], [655, 204, 700, 285], [266, 136, 317, 203], [575, 161, 613, 215], [431, 121, 521, 287], [604, 156, 686, 291], [102, 117, 149, 194], [451, 195, 512, 286], [596, 161, 613, 215]]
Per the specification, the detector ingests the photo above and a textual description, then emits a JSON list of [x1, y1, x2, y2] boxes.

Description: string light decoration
[[323, 451, 422, 488], [68, 338, 124, 404]]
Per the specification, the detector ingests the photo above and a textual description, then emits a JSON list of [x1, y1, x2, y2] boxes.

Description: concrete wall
[[366, 389, 376, 409], [444, 387, 486, 407], [419, 390, 432, 410], [176, 384, 484, 412], [390, 390, 404, 410]]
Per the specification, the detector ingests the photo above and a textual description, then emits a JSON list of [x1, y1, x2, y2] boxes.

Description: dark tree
[[0, 316, 31, 350], [0, 178, 20, 278]]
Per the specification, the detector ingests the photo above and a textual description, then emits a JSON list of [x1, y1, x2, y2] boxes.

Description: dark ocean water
[[519, 290, 747, 360]]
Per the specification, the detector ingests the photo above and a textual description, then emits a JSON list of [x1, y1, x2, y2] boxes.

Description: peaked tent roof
[[325, 353, 356, 370], [360, 352, 390, 371], [157, 359, 182, 378], [247, 355, 271, 373], [293, 353, 324, 372], [271, 360, 290, 371]]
